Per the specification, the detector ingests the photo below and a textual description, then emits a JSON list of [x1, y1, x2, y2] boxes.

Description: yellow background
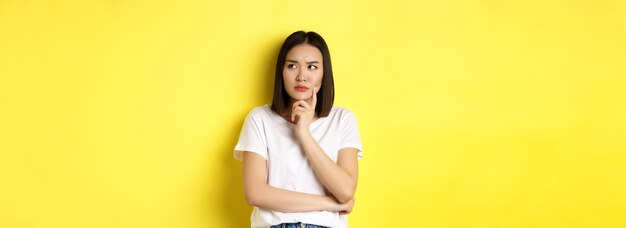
[[1, 0, 625, 227]]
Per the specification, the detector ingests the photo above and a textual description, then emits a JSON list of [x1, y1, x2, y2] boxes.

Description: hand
[[291, 86, 317, 135], [338, 198, 355, 215]]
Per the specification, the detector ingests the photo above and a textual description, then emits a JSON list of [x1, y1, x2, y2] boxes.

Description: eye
[[308, 65, 318, 70], [286, 64, 297, 69]]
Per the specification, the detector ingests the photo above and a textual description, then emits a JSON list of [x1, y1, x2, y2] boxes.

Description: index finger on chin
[[311, 86, 317, 108]]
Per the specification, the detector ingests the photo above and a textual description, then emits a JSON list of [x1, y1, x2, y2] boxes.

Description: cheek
[[283, 70, 293, 82], [282, 69, 289, 79], [315, 73, 324, 85], [283, 74, 297, 90]]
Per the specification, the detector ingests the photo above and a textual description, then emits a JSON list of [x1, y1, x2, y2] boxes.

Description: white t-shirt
[[234, 104, 363, 228]]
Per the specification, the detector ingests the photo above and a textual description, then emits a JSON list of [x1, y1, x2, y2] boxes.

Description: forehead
[[286, 44, 322, 61]]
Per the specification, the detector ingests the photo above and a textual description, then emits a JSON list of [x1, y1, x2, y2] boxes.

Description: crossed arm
[[243, 146, 358, 213], [242, 86, 359, 213]]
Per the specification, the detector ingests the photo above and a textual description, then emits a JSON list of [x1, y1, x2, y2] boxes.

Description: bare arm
[[242, 151, 353, 213], [290, 87, 359, 204], [297, 133, 359, 204]]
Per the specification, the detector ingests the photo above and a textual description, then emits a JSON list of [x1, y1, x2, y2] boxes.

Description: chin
[[288, 93, 307, 100]]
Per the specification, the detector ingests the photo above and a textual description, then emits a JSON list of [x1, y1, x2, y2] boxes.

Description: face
[[283, 44, 323, 103]]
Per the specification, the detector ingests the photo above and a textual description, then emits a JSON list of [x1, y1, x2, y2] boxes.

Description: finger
[[292, 107, 306, 117], [291, 107, 297, 122], [290, 107, 306, 123], [311, 86, 317, 109], [293, 100, 311, 110], [292, 100, 304, 109]]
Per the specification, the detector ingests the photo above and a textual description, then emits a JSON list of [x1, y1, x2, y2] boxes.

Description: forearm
[[246, 183, 339, 213], [298, 132, 357, 203], [243, 152, 343, 213]]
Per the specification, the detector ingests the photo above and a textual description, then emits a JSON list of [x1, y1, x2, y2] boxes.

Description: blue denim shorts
[[269, 222, 329, 228]]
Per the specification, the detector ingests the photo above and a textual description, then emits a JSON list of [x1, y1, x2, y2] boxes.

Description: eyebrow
[[286, 59, 320, 64]]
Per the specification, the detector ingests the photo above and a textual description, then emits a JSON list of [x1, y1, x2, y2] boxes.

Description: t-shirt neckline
[[265, 104, 326, 128]]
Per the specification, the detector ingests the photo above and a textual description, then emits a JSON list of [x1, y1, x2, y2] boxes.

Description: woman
[[234, 31, 363, 228]]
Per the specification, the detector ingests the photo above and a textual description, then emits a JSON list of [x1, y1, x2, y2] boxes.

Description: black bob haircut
[[271, 31, 335, 117]]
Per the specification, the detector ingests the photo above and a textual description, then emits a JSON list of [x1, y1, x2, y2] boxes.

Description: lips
[[295, 85, 309, 92]]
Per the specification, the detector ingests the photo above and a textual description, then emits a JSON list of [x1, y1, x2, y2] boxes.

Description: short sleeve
[[234, 110, 268, 161], [339, 110, 363, 159]]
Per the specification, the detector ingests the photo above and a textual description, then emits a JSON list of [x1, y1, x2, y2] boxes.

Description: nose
[[296, 69, 307, 82]]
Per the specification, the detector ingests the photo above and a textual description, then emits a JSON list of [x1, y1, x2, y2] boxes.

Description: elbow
[[244, 180, 266, 207], [244, 183, 270, 207], [335, 188, 356, 204], [245, 187, 259, 207], [244, 183, 260, 206], [337, 196, 353, 204], [334, 179, 357, 203], [244, 191, 259, 206]]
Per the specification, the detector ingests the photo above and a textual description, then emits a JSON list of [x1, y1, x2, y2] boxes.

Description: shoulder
[[247, 104, 275, 119], [326, 106, 358, 124], [329, 106, 356, 118]]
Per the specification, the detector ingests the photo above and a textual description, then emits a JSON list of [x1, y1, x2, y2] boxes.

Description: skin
[[242, 44, 359, 215]]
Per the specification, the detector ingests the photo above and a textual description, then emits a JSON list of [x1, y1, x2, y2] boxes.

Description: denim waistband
[[269, 222, 329, 228]]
